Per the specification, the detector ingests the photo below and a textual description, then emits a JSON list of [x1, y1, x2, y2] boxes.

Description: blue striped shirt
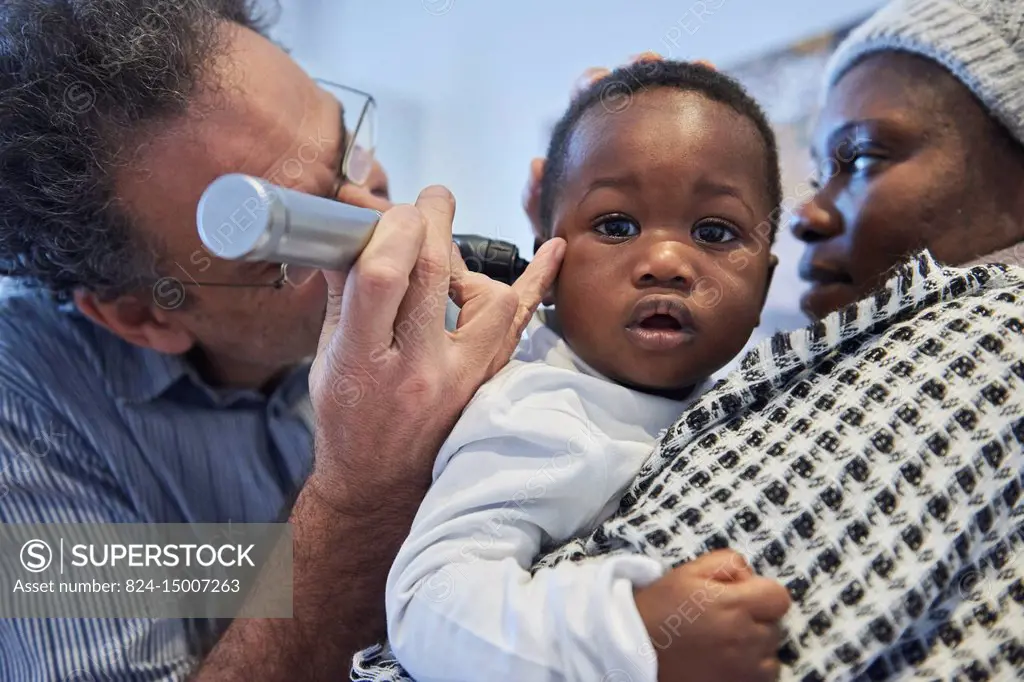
[[0, 282, 314, 680]]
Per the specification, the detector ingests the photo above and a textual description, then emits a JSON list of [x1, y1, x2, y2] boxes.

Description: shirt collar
[[67, 306, 310, 406], [111, 343, 192, 404]]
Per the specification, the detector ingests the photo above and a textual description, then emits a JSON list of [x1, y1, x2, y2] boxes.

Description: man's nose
[[335, 181, 393, 213], [790, 194, 841, 243], [634, 240, 695, 288]]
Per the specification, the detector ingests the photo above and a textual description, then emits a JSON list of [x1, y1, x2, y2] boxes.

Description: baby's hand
[[633, 549, 791, 682]]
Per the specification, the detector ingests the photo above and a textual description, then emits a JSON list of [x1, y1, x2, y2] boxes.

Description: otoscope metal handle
[[196, 174, 382, 271], [196, 173, 462, 330]]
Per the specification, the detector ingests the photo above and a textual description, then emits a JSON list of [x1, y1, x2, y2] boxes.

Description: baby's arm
[[386, 398, 664, 682]]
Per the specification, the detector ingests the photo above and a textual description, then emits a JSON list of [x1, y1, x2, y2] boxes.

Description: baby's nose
[[634, 241, 694, 288]]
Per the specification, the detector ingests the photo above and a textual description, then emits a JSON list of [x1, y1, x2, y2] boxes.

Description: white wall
[[274, 0, 880, 238], [267, 0, 884, 361]]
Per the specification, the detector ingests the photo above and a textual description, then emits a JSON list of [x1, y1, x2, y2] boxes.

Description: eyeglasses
[[154, 80, 376, 297], [172, 263, 322, 290], [316, 79, 377, 188]]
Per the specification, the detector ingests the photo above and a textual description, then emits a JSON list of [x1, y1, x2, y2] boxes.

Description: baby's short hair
[[538, 60, 783, 244]]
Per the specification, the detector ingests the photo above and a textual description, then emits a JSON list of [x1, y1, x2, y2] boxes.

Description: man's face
[[116, 23, 390, 384], [792, 52, 1024, 320]]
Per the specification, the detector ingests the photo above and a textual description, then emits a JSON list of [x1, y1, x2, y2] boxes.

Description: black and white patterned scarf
[[352, 252, 1024, 681]]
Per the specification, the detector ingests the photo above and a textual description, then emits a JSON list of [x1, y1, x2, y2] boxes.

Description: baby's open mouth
[[627, 296, 695, 332], [638, 314, 683, 331], [624, 296, 697, 351]]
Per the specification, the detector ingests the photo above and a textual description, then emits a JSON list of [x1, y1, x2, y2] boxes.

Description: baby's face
[[550, 89, 775, 393]]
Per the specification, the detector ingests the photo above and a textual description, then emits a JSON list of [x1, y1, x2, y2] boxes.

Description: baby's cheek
[[689, 267, 756, 315], [710, 276, 767, 333]]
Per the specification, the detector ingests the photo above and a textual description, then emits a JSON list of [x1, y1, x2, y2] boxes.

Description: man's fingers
[[414, 185, 456, 248], [394, 186, 456, 349], [327, 204, 427, 356], [450, 273, 519, 360], [449, 236, 563, 379], [450, 236, 563, 339], [510, 237, 565, 308], [728, 576, 792, 622], [506, 237, 564, 339], [317, 270, 347, 352], [447, 244, 485, 314], [450, 242, 469, 290]]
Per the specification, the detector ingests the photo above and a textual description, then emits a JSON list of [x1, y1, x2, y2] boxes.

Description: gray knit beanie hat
[[823, 0, 1024, 147]]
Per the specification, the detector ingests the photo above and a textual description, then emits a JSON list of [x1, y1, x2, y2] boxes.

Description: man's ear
[[756, 254, 778, 325], [74, 289, 195, 355]]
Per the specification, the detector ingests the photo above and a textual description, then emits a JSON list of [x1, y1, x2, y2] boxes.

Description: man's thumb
[[315, 269, 346, 358]]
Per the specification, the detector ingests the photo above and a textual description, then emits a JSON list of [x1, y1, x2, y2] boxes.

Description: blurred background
[[263, 0, 885, 360]]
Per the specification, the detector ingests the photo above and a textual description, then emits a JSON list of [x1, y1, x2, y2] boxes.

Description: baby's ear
[[524, 157, 546, 242], [767, 253, 779, 285]]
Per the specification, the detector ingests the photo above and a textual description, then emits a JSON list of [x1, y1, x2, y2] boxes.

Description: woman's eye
[[594, 217, 640, 238], [693, 221, 738, 244]]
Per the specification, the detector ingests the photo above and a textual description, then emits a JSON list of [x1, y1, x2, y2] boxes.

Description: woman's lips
[[800, 281, 860, 320], [797, 259, 858, 320]]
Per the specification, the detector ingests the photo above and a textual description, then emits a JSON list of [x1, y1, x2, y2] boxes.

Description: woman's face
[[791, 52, 1024, 320]]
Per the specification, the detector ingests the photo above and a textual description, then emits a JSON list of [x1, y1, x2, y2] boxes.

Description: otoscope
[[195, 174, 530, 330]]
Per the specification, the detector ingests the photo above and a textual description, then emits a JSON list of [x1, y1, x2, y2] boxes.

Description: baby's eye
[[850, 152, 884, 174], [594, 216, 640, 238], [693, 220, 738, 244]]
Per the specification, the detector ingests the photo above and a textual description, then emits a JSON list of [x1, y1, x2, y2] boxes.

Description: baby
[[386, 60, 787, 682]]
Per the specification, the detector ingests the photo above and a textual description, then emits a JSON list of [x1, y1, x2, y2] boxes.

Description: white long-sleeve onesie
[[386, 310, 706, 682]]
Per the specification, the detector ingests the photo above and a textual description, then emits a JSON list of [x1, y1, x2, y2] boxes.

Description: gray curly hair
[[0, 0, 272, 302]]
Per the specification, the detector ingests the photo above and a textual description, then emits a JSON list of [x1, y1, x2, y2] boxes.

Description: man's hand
[[308, 185, 565, 512], [197, 187, 563, 682], [634, 550, 791, 682]]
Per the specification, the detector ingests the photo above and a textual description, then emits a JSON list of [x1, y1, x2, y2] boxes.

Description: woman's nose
[[634, 241, 694, 288], [790, 195, 841, 243]]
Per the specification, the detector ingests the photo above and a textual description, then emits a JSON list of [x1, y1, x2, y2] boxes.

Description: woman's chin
[[800, 282, 862, 321]]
